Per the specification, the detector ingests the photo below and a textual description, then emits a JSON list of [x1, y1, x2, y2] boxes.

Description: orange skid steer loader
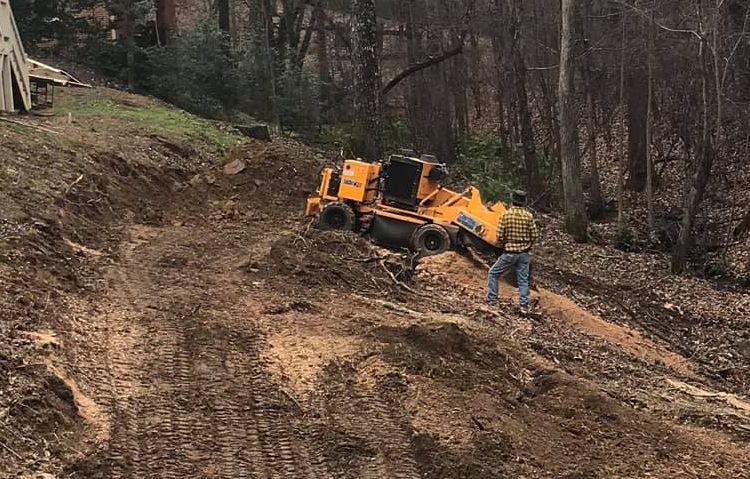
[[305, 153, 506, 257]]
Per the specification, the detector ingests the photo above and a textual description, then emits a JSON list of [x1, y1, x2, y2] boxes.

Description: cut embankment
[[418, 252, 694, 374]]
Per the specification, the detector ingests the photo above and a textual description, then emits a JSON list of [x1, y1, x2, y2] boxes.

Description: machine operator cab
[[380, 152, 449, 210], [305, 151, 449, 216]]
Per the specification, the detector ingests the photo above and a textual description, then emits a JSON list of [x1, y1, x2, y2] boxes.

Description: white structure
[[0, 0, 31, 112]]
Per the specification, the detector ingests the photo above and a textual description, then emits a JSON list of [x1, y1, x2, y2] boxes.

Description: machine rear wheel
[[318, 202, 357, 231], [412, 224, 451, 256], [370, 215, 418, 249]]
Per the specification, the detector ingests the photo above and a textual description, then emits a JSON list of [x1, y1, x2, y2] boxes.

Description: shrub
[[455, 134, 524, 203], [81, 23, 322, 134], [138, 25, 247, 120]]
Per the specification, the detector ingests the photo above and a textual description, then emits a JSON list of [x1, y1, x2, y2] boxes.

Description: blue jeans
[[487, 251, 531, 307]]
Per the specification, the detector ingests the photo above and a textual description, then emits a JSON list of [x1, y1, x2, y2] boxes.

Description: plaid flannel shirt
[[498, 206, 538, 252]]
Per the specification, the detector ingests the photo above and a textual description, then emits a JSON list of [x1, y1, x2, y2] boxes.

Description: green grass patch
[[1, 120, 76, 149], [56, 97, 244, 152]]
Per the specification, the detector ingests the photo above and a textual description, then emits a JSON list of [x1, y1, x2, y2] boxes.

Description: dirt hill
[[1, 87, 749, 478]]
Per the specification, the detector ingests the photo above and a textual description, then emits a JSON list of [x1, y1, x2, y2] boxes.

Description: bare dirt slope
[[2, 87, 749, 478]]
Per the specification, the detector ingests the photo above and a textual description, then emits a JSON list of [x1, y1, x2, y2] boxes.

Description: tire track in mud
[[93, 225, 326, 478], [146, 316, 206, 478], [357, 391, 421, 479], [201, 326, 326, 479], [347, 387, 421, 479], [310, 366, 421, 479], [86, 222, 426, 478], [101, 265, 147, 479]]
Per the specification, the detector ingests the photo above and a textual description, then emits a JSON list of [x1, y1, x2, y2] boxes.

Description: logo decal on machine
[[457, 213, 486, 237], [343, 179, 361, 188]]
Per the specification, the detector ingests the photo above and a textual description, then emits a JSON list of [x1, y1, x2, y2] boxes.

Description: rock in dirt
[[22, 331, 61, 350], [235, 257, 260, 271], [46, 374, 78, 412], [189, 173, 203, 187], [223, 159, 247, 175], [235, 124, 271, 141]]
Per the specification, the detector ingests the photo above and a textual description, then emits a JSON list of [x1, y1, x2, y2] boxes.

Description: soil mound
[[417, 251, 483, 288], [378, 323, 474, 358], [221, 139, 325, 202], [268, 227, 412, 293]]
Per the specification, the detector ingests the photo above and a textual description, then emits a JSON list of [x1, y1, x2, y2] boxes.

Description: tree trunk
[[405, 0, 422, 149], [121, 7, 136, 90], [559, 0, 588, 242], [156, 0, 176, 44], [296, 8, 317, 67], [351, 0, 383, 162], [580, 0, 604, 218], [468, 31, 483, 120], [314, 5, 331, 117], [315, 8, 330, 82], [425, 57, 457, 163], [218, 0, 230, 33], [279, 0, 302, 70], [515, 53, 545, 206], [713, 0, 723, 145], [627, 73, 648, 191], [617, 8, 628, 233], [531, 0, 561, 203], [511, 0, 546, 207], [490, 0, 510, 144], [453, 36, 470, 139], [126, 45, 135, 90], [734, 209, 750, 239], [672, 23, 713, 273], [402, 0, 456, 163], [585, 86, 604, 218], [645, 2, 655, 235], [261, 0, 281, 131]]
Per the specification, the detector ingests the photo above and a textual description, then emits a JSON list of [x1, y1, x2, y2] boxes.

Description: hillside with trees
[[1, 0, 749, 477], [13, 0, 749, 278]]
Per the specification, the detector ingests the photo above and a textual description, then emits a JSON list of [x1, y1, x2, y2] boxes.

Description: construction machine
[[305, 153, 506, 257]]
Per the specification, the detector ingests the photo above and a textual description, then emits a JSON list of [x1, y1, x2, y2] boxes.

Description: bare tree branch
[[381, 0, 477, 97], [381, 44, 464, 96], [609, 0, 703, 40], [721, 2, 750, 88]]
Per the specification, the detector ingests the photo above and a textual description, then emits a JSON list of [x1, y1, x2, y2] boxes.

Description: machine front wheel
[[318, 202, 357, 231], [411, 224, 451, 256]]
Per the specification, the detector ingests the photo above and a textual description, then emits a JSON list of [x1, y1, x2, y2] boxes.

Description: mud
[[68, 224, 326, 478]]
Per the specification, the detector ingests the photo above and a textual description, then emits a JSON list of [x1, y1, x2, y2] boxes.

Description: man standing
[[487, 190, 538, 313]]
